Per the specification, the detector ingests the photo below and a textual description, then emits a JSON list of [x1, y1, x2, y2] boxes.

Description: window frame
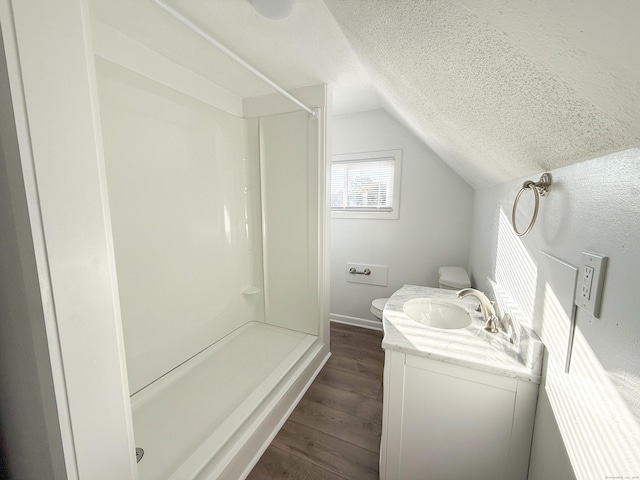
[[330, 149, 402, 220]]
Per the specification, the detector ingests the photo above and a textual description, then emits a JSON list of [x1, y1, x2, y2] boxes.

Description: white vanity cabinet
[[380, 349, 538, 480]]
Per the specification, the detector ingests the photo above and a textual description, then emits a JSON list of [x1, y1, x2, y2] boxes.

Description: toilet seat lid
[[438, 266, 471, 289], [371, 298, 389, 313]]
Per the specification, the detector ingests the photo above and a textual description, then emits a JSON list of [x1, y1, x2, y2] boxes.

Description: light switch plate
[[574, 252, 607, 318]]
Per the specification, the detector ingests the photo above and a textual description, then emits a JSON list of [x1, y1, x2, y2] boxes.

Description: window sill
[[331, 209, 399, 220]]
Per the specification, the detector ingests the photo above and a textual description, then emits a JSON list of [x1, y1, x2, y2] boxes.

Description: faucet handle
[[484, 314, 500, 334]]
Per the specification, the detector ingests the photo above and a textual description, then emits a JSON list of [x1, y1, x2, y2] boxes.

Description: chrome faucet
[[457, 288, 501, 333]]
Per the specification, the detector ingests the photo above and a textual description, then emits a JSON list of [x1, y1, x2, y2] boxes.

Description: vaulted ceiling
[[90, 0, 640, 188]]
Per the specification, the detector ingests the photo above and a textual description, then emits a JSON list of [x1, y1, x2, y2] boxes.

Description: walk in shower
[[91, 12, 329, 479]]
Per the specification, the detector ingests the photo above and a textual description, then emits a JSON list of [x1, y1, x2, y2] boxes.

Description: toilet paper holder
[[349, 267, 371, 275]]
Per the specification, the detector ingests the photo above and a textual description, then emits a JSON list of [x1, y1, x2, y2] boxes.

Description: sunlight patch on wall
[[609, 370, 640, 423], [494, 208, 537, 329], [541, 283, 640, 479]]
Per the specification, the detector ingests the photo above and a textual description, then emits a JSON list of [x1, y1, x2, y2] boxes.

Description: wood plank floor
[[247, 322, 384, 480]]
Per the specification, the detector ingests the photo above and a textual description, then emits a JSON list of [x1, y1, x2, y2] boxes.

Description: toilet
[[370, 297, 389, 321], [370, 266, 471, 320], [437, 266, 472, 291]]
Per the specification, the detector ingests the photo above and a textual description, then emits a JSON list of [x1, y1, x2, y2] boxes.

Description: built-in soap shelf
[[242, 286, 261, 295], [346, 263, 388, 287]]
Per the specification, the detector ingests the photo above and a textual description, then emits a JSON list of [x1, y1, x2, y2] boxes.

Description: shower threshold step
[[130, 322, 317, 480]]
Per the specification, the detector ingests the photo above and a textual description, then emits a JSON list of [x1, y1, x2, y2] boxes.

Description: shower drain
[[136, 447, 144, 463]]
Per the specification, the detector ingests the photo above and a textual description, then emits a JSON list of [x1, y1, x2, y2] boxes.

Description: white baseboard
[[330, 313, 383, 331]]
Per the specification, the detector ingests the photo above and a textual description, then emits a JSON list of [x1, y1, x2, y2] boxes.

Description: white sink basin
[[403, 298, 472, 329]]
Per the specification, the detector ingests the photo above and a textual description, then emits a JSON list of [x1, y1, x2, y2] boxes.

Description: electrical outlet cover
[[574, 252, 608, 318]]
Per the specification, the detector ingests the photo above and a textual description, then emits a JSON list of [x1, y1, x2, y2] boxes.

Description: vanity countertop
[[382, 285, 542, 383]]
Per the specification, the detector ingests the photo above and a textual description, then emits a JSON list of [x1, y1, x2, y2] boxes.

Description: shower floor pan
[[130, 321, 320, 480]]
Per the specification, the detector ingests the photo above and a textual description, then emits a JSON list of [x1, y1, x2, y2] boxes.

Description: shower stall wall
[[97, 58, 265, 394], [92, 19, 329, 480]]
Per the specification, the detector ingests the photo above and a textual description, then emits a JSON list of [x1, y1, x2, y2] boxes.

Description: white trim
[[4, 1, 138, 477], [330, 313, 384, 331], [0, 3, 75, 477]]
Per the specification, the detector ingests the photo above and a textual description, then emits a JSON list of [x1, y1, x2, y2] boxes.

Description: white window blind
[[330, 150, 402, 220], [331, 158, 395, 211]]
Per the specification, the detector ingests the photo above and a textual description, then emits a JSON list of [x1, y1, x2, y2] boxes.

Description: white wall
[[468, 149, 640, 479], [330, 110, 473, 322]]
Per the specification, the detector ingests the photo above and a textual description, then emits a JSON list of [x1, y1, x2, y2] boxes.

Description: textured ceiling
[[89, 0, 640, 188]]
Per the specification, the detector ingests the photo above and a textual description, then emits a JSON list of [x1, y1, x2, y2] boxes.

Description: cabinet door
[[399, 365, 516, 480]]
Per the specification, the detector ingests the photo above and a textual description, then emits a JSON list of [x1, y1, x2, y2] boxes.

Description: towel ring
[[511, 173, 551, 237]]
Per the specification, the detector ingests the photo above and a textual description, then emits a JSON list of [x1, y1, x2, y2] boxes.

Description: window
[[331, 149, 402, 219]]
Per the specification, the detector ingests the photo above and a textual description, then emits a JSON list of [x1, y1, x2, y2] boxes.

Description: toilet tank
[[438, 266, 470, 290]]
